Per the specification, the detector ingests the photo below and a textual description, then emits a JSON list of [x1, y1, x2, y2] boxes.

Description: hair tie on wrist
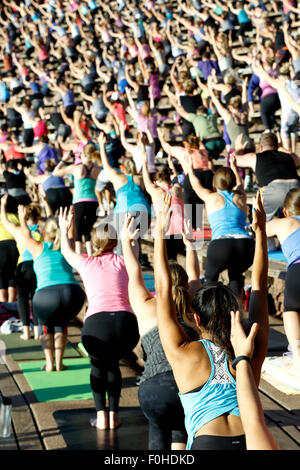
[[232, 355, 252, 370]]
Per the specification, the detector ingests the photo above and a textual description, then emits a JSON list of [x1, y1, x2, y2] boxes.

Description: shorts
[[280, 112, 299, 138], [95, 169, 110, 192], [262, 181, 300, 221]]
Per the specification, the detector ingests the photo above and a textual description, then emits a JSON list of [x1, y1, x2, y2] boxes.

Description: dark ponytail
[[191, 283, 239, 359]]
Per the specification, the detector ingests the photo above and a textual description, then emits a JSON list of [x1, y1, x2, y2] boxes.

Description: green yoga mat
[[18, 358, 93, 402], [0, 333, 81, 361]]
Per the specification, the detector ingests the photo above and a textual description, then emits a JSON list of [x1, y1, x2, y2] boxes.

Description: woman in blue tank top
[[266, 187, 300, 368], [98, 133, 150, 255], [53, 143, 101, 255], [153, 192, 270, 450], [186, 155, 255, 299], [15, 205, 85, 372]]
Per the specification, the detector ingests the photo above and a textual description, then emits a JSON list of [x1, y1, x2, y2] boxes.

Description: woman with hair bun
[[154, 191, 270, 450], [266, 187, 300, 367], [121, 214, 200, 449], [186, 154, 255, 299], [53, 142, 101, 255], [12, 205, 85, 371], [59, 209, 139, 431]]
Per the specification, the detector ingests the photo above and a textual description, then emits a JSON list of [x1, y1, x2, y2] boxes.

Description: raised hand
[[58, 206, 73, 233], [251, 191, 266, 233], [230, 310, 259, 359]]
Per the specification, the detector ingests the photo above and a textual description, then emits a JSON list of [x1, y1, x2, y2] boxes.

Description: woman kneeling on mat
[[58, 207, 139, 430], [17, 206, 86, 371]]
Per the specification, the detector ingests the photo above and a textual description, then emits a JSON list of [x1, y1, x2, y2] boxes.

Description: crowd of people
[[0, 0, 300, 451]]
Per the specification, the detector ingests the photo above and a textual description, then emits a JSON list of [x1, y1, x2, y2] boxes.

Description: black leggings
[[260, 93, 281, 130], [32, 283, 86, 327], [191, 434, 246, 450], [284, 262, 300, 312], [81, 311, 139, 412], [0, 240, 19, 289], [138, 371, 187, 450], [15, 261, 38, 326], [205, 237, 255, 297], [74, 201, 98, 242], [183, 171, 214, 230], [46, 187, 73, 215]]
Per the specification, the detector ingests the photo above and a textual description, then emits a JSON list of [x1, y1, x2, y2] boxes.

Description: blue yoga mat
[[268, 251, 287, 263]]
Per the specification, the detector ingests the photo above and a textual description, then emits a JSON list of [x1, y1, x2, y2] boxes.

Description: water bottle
[[0, 392, 12, 438]]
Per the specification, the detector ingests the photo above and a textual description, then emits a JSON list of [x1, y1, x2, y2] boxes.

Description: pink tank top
[[154, 185, 184, 236]]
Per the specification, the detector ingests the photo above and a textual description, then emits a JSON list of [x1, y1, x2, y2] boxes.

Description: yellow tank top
[[0, 213, 19, 241]]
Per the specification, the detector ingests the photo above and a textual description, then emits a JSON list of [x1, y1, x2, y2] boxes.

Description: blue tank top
[[33, 242, 78, 291], [114, 175, 151, 214], [73, 165, 97, 203], [208, 191, 249, 239], [18, 224, 43, 264], [43, 174, 66, 191], [179, 339, 240, 450], [281, 216, 300, 268]]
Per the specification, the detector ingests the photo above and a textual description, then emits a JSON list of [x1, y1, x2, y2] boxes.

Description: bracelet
[[232, 355, 252, 370]]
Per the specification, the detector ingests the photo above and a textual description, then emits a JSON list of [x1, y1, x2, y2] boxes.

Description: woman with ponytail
[[120, 214, 200, 450], [14, 205, 85, 372], [153, 191, 270, 450], [53, 143, 101, 255], [59, 209, 139, 431]]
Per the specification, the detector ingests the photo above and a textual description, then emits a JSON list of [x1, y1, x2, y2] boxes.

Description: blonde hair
[[140, 102, 151, 117], [120, 157, 137, 175], [44, 217, 60, 250], [91, 223, 118, 257], [83, 143, 102, 165], [183, 79, 196, 95]]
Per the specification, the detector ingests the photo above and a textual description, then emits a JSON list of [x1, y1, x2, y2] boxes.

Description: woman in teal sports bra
[[153, 192, 270, 450], [53, 143, 101, 255]]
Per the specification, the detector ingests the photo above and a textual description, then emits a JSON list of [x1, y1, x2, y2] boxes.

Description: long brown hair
[[170, 263, 193, 326]]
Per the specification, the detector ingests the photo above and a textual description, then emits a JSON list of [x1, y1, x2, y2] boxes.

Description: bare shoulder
[[172, 340, 211, 394]]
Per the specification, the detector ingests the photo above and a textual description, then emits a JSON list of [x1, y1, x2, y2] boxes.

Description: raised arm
[[182, 218, 202, 298], [230, 310, 279, 450], [247, 192, 269, 385], [185, 154, 213, 202], [17, 205, 43, 259], [154, 193, 195, 366], [98, 133, 124, 188], [120, 214, 156, 332], [58, 207, 82, 268]]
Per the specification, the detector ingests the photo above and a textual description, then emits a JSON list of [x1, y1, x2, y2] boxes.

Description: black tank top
[[255, 150, 299, 187]]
